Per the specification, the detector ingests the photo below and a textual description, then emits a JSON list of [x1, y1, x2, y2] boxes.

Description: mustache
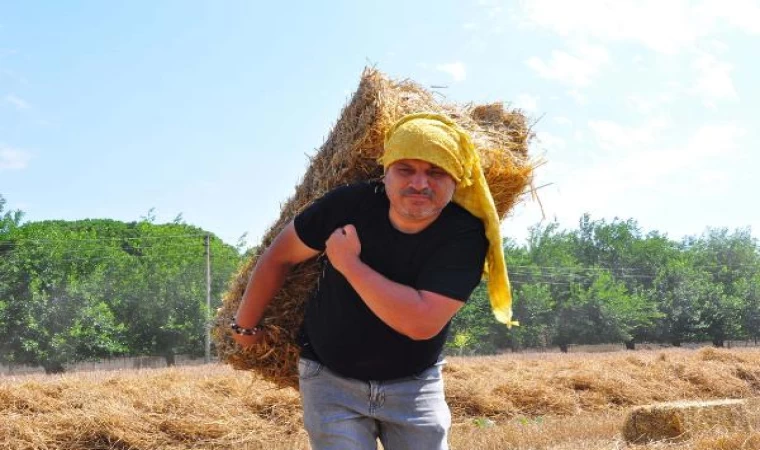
[[401, 187, 433, 198]]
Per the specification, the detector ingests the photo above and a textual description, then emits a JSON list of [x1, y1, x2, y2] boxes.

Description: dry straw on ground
[[211, 67, 536, 388], [0, 365, 306, 450], [622, 398, 760, 444], [443, 347, 760, 420], [3, 348, 760, 450]]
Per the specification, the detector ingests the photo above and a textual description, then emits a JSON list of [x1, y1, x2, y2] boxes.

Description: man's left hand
[[325, 224, 361, 274]]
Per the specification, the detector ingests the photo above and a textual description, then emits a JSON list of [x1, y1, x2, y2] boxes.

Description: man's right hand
[[231, 330, 265, 349], [231, 221, 319, 351]]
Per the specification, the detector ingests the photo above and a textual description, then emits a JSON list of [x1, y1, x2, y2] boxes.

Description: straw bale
[[621, 398, 760, 444], [212, 67, 536, 389]]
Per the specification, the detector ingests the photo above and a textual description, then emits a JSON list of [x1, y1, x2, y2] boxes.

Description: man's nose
[[409, 172, 430, 190]]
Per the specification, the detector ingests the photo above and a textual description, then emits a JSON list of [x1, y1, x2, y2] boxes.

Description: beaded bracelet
[[230, 319, 261, 336]]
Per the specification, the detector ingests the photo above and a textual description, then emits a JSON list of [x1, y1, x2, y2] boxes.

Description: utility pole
[[205, 234, 212, 363]]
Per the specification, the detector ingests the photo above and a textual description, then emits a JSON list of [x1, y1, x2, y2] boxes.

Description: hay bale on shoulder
[[622, 398, 760, 443], [211, 67, 536, 389]]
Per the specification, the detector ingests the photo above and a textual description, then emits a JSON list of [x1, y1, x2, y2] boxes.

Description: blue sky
[[2, 0, 758, 248]]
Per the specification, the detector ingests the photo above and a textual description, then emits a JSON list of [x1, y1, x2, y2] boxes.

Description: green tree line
[[0, 195, 243, 373], [449, 214, 760, 355], [3, 194, 759, 369]]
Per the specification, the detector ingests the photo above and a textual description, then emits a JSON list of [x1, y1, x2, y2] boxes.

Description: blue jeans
[[298, 357, 451, 450]]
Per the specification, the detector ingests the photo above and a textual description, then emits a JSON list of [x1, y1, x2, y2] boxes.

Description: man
[[231, 113, 515, 450]]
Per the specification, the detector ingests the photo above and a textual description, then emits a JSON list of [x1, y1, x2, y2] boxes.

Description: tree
[[688, 228, 759, 344], [514, 222, 580, 351], [508, 283, 554, 349], [650, 260, 711, 346], [0, 215, 242, 371], [0, 195, 24, 235], [447, 282, 501, 355], [447, 214, 759, 354], [0, 195, 28, 367], [737, 274, 760, 344]]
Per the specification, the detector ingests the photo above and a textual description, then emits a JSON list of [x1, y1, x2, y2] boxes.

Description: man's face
[[383, 159, 457, 226]]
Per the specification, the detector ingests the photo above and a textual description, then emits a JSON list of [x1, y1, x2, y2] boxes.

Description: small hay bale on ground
[[211, 67, 537, 389], [622, 398, 760, 444]]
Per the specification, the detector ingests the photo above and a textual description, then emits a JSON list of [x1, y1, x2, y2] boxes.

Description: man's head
[[383, 158, 456, 226], [380, 113, 476, 230]]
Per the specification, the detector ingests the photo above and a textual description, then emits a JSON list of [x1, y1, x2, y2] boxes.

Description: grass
[[1, 347, 759, 449]]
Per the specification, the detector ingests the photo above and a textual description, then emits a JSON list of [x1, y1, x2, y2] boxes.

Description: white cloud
[[696, 0, 760, 34], [554, 116, 572, 126], [526, 44, 608, 86], [436, 62, 467, 81], [0, 146, 31, 170], [519, 0, 707, 54], [487, 6, 503, 18], [626, 93, 675, 114], [518, 0, 757, 54], [697, 170, 729, 184], [704, 39, 730, 54], [689, 52, 738, 107], [477, 0, 504, 18], [567, 89, 588, 105], [5, 94, 30, 110], [535, 131, 566, 153], [588, 117, 672, 151], [0, 48, 19, 57], [514, 93, 539, 112], [537, 122, 745, 223], [0, 69, 29, 85], [632, 124, 740, 184], [607, 123, 744, 188], [626, 96, 654, 114]]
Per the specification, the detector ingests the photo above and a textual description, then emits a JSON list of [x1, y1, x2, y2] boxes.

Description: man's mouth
[[401, 188, 433, 200]]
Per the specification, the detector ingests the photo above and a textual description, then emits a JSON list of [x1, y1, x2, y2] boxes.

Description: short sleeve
[[293, 183, 365, 252], [415, 224, 488, 302]]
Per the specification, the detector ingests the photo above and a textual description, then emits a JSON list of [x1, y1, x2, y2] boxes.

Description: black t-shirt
[[294, 181, 487, 381]]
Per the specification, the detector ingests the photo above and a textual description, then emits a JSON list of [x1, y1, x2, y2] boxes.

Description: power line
[[2, 253, 754, 275], [1, 233, 209, 245]]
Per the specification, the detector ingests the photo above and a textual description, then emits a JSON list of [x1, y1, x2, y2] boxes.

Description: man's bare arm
[[326, 225, 464, 340], [344, 262, 464, 340], [233, 221, 319, 347]]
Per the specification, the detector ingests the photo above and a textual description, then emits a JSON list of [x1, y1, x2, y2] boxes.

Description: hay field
[[1, 347, 759, 450]]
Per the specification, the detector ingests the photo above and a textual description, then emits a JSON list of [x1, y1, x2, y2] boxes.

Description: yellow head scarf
[[380, 112, 518, 328]]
